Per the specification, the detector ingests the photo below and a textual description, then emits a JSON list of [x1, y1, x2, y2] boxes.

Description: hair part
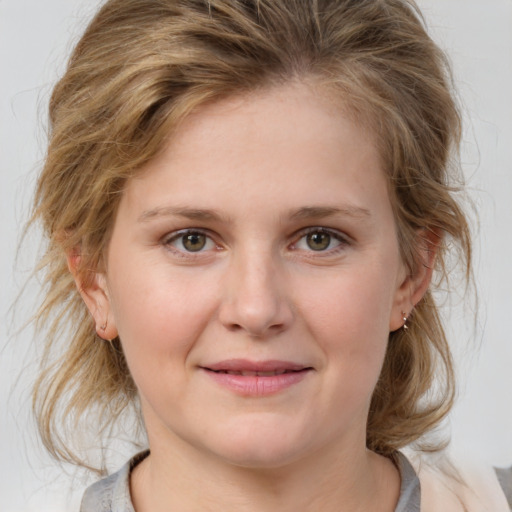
[[30, 0, 471, 472]]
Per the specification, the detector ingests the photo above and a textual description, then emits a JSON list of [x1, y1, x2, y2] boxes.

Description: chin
[[217, 444, 304, 470], [200, 417, 315, 469]]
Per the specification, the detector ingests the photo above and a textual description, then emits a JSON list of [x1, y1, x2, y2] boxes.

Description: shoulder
[[403, 450, 511, 512], [80, 451, 149, 512], [395, 451, 421, 512], [495, 465, 512, 510]]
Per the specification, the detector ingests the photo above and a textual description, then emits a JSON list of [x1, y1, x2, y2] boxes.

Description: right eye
[[164, 230, 217, 253]]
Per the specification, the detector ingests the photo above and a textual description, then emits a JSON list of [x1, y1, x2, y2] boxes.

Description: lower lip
[[203, 369, 310, 396]]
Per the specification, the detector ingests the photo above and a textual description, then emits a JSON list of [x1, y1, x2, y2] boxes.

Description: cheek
[[299, 269, 397, 342], [295, 266, 398, 390], [106, 263, 221, 374]]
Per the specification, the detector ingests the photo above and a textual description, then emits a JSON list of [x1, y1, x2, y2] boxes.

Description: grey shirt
[[80, 451, 421, 512], [495, 466, 512, 510]]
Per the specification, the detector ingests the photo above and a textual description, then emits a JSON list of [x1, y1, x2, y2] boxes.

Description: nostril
[[217, 270, 293, 337], [223, 320, 287, 338], [225, 322, 243, 333]]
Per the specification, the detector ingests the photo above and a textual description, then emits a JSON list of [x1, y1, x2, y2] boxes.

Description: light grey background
[[1, 1, 511, 510]]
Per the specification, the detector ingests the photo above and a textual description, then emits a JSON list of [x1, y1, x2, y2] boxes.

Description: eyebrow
[[137, 204, 372, 223], [288, 205, 372, 221], [138, 206, 228, 223]]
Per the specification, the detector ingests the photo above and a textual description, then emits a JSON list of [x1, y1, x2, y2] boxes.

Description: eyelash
[[161, 227, 350, 257], [291, 227, 350, 255], [161, 229, 218, 257]]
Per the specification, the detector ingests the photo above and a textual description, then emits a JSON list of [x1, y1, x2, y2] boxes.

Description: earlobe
[[66, 250, 118, 341], [389, 228, 441, 331]]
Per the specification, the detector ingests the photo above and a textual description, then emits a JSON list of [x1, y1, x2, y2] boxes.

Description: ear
[[66, 249, 118, 340], [389, 228, 440, 331]]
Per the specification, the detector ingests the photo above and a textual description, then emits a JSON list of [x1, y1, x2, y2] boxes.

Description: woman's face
[[92, 83, 416, 468]]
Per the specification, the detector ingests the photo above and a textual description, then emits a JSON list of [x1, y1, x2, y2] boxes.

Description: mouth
[[202, 359, 311, 375], [200, 360, 313, 396], [208, 369, 306, 377]]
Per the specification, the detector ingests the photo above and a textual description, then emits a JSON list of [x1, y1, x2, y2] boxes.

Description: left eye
[[294, 229, 345, 252], [166, 231, 216, 252]]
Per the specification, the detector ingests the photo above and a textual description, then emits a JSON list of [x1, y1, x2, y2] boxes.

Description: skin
[[75, 82, 434, 511]]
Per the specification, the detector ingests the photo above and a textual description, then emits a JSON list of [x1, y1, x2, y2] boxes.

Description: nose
[[217, 250, 293, 338]]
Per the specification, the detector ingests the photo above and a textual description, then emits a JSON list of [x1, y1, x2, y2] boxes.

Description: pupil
[[183, 233, 206, 252], [307, 232, 330, 251]]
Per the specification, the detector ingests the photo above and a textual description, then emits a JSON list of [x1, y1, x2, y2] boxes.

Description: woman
[[29, 0, 510, 510]]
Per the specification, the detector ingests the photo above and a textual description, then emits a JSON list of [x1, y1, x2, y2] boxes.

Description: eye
[[165, 230, 216, 253], [293, 228, 347, 252], [305, 231, 332, 251]]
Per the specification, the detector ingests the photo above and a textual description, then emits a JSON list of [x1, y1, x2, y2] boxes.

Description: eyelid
[[291, 226, 351, 252], [159, 226, 350, 257], [162, 228, 220, 254]]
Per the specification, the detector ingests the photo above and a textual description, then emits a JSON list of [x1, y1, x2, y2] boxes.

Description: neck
[[131, 434, 400, 512]]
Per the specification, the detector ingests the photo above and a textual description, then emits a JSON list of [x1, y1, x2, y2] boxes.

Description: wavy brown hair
[[30, 0, 471, 472]]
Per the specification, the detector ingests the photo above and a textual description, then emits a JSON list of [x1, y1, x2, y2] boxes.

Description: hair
[[30, 0, 471, 472]]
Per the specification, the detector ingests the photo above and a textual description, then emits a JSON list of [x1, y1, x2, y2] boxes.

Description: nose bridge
[[219, 242, 292, 336]]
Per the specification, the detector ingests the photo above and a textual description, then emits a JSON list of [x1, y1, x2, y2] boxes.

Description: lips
[[200, 359, 312, 396], [203, 359, 309, 374], [212, 369, 296, 377], [203, 359, 307, 373]]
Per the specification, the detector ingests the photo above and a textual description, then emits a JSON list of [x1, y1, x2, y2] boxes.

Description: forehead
[[147, 83, 379, 175], [118, 81, 389, 223]]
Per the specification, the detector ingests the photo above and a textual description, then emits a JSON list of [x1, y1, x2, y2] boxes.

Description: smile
[[211, 369, 299, 376], [201, 360, 313, 396]]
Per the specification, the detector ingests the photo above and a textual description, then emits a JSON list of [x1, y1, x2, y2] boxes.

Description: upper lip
[[202, 359, 311, 373]]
